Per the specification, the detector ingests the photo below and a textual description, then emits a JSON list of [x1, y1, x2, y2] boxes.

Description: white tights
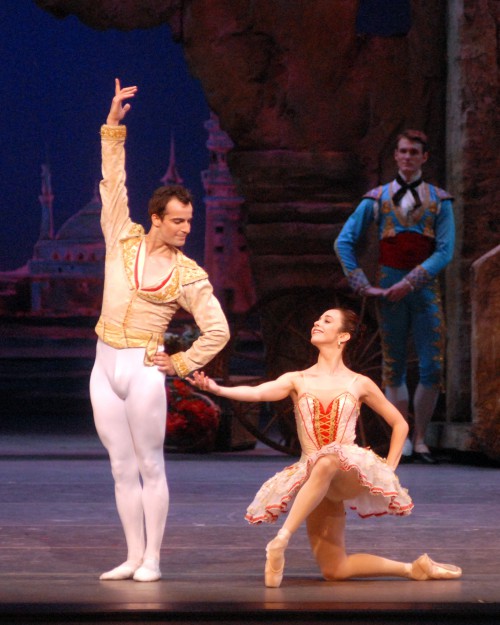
[[90, 340, 169, 571]]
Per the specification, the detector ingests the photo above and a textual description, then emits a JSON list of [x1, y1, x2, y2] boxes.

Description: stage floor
[[0, 434, 499, 624]]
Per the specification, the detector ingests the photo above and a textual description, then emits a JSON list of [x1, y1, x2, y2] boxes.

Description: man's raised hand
[[106, 78, 138, 126]]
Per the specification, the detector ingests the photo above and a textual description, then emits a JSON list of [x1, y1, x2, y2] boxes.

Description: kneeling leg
[[306, 498, 411, 580]]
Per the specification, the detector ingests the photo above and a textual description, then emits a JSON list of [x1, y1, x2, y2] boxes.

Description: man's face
[[394, 137, 428, 179], [152, 198, 193, 247]]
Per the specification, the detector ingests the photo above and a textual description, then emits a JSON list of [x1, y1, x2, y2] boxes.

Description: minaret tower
[[202, 113, 255, 314], [38, 163, 54, 241], [160, 133, 183, 185]]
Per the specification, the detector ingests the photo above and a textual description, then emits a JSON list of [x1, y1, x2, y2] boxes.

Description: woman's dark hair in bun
[[337, 308, 367, 365]]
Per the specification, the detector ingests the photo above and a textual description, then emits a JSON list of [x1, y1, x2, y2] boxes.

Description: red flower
[[166, 379, 220, 449], [172, 378, 191, 397]]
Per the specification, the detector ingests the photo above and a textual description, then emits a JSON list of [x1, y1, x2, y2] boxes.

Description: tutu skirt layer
[[245, 442, 413, 524]]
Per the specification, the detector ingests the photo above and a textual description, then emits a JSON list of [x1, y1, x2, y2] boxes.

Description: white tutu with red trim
[[245, 441, 413, 524]]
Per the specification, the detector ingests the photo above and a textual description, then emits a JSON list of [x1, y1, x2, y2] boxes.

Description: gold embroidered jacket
[[96, 124, 229, 376]]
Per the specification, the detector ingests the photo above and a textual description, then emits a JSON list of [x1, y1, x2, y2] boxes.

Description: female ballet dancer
[[188, 308, 462, 587]]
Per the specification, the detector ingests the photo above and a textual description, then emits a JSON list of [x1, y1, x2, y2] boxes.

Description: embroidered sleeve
[[404, 265, 433, 290], [100, 125, 127, 140], [99, 124, 133, 247], [170, 352, 191, 378], [334, 197, 376, 294], [171, 279, 230, 377], [346, 268, 371, 294]]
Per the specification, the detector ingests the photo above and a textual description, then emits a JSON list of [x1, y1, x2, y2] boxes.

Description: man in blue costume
[[334, 130, 455, 463]]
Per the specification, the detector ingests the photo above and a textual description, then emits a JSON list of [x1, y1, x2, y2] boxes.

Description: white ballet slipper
[[133, 558, 162, 582], [99, 560, 141, 581]]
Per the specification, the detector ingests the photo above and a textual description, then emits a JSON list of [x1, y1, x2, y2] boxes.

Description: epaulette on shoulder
[[176, 251, 208, 285], [362, 185, 385, 201], [120, 222, 145, 241], [129, 223, 145, 236], [433, 185, 454, 201]]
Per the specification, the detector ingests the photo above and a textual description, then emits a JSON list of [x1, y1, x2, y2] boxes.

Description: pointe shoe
[[265, 529, 290, 588], [99, 560, 141, 581], [410, 553, 462, 580], [133, 558, 162, 582]]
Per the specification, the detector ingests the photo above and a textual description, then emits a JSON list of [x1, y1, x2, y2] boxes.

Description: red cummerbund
[[379, 232, 435, 270]]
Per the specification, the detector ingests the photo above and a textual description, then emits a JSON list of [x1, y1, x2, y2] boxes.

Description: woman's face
[[310, 309, 345, 345]]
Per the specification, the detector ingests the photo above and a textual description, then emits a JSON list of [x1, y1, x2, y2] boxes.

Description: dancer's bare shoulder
[[353, 373, 384, 401]]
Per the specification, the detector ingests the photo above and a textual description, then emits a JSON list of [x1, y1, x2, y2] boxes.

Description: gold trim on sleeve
[[170, 352, 191, 378], [100, 125, 127, 140]]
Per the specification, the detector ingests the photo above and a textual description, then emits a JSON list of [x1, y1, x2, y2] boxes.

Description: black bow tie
[[392, 175, 422, 208]]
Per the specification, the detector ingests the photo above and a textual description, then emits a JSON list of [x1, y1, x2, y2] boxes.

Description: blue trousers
[[378, 266, 445, 389]]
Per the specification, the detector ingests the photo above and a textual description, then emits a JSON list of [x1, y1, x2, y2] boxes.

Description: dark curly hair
[[148, 185, 193, 220]]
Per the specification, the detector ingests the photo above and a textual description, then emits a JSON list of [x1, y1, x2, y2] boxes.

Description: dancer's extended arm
[[188, 370, 295, 403]]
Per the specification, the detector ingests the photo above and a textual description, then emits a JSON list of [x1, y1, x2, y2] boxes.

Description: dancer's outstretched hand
[[106, 78, 138, 126], [186, 371, 221, 395]]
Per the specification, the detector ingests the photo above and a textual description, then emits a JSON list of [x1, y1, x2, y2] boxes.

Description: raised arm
[[356, 375, 409, 470], [187, 371, 296, 403], [99, 79, 139, 245], [106, 78, 138, 126]]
